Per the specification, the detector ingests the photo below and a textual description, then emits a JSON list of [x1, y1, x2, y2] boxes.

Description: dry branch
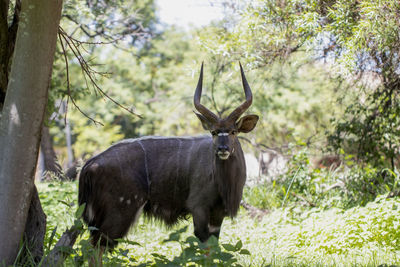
[[241, 201, 269, 220], [41, 227, 80, 267], [58, 26, 143, 126]]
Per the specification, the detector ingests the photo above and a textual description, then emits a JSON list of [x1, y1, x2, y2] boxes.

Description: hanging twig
[[62, 13, 151, 53], [58, 26, 143, 121], [58, 31, 104, 126]]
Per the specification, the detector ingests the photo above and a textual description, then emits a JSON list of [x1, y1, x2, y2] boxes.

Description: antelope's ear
[[194, 112, 213, 131], [236, 114, 259, 133]]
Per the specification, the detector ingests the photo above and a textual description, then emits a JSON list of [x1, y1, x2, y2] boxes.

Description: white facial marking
[[218, 132, 229, 136], [119, 197, 124, 202], [127, 199, 131, 205], [218, 152, 230, 160]]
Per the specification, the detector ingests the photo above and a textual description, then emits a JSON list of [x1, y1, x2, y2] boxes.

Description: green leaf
[[219, 252, 234, 261], [75, 203, 86, 218], [222, 243, 236, 252], [47, 227, 58, 250], [59, 200, 72, 208], [239, 249, 251, 255], [115, 238, 142, 246], [235, 240, 243, 250]]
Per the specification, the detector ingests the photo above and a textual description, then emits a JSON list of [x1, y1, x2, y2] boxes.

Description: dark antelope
[[78, 63, 259, 257]]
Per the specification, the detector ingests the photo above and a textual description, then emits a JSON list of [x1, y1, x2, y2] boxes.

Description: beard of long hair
[[214, 156, 245, 217]]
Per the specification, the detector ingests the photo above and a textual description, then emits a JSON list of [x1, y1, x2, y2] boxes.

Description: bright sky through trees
[[156, 0, 224, 28]]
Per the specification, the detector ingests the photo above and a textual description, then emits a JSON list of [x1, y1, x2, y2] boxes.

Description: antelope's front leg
[[192, 208, 210, 242], [209, 207, 225, 240]]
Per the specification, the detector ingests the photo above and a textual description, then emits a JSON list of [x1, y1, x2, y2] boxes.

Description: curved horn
[[193, 63, 219, 122], [226, 62, 253, 122]]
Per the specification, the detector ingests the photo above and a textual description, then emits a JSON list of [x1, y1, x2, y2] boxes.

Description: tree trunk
[[0, 0, 10, 109], [66, 119, 75, 163], [41, 125, 63, 180], [21, 186, 47, 264], [0, 0, 20, 111], [0, 0, 63, 264]]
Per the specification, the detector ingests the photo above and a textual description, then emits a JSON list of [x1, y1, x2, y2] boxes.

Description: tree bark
[[21, 186, 47, 264], [41, 125, 63, 180], [0, 0, 20, 110], [0, 0, 63, 264], [0, 0, 10, 108]]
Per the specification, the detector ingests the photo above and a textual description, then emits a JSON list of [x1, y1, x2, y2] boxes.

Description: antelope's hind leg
[[88, 195, 146, 266], [97, 200, 145, 245]]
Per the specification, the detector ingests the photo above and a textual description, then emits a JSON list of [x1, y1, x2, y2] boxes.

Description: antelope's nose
[[218, 145, 229, 152]]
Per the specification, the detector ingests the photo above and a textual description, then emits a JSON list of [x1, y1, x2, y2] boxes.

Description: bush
[[37, 179, 400, 266], [244, 144, 400, 211]]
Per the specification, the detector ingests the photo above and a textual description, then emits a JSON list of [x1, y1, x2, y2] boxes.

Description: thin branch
[[58, 26, 143, 120], [62, 14, 151, 45], [58, 31, 104, 126], [62, 14, 98, 38]]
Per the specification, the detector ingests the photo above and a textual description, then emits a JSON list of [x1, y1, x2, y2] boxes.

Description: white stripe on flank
[[137, 140, 151, 191], [176, 139, 182, 178]]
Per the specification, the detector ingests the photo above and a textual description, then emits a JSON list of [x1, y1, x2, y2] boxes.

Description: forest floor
[[38, 181, 400, 266]]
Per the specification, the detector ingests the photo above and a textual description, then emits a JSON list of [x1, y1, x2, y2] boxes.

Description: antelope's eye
[[230, 130, 237, 135], [211, 131, 218, 136]]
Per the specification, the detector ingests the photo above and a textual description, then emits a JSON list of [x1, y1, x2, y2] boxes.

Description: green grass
[[37, 181, 400, 266]]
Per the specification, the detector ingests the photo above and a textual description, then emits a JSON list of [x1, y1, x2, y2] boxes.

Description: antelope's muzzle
[[217, 151, 230, 160], [217, 138, 230, 160]]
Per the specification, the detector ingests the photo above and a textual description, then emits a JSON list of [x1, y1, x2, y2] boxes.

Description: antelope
[[78, 63, 258, 262]]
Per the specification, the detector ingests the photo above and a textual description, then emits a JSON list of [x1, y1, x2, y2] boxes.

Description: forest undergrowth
[[37, 150, 400, 266]]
